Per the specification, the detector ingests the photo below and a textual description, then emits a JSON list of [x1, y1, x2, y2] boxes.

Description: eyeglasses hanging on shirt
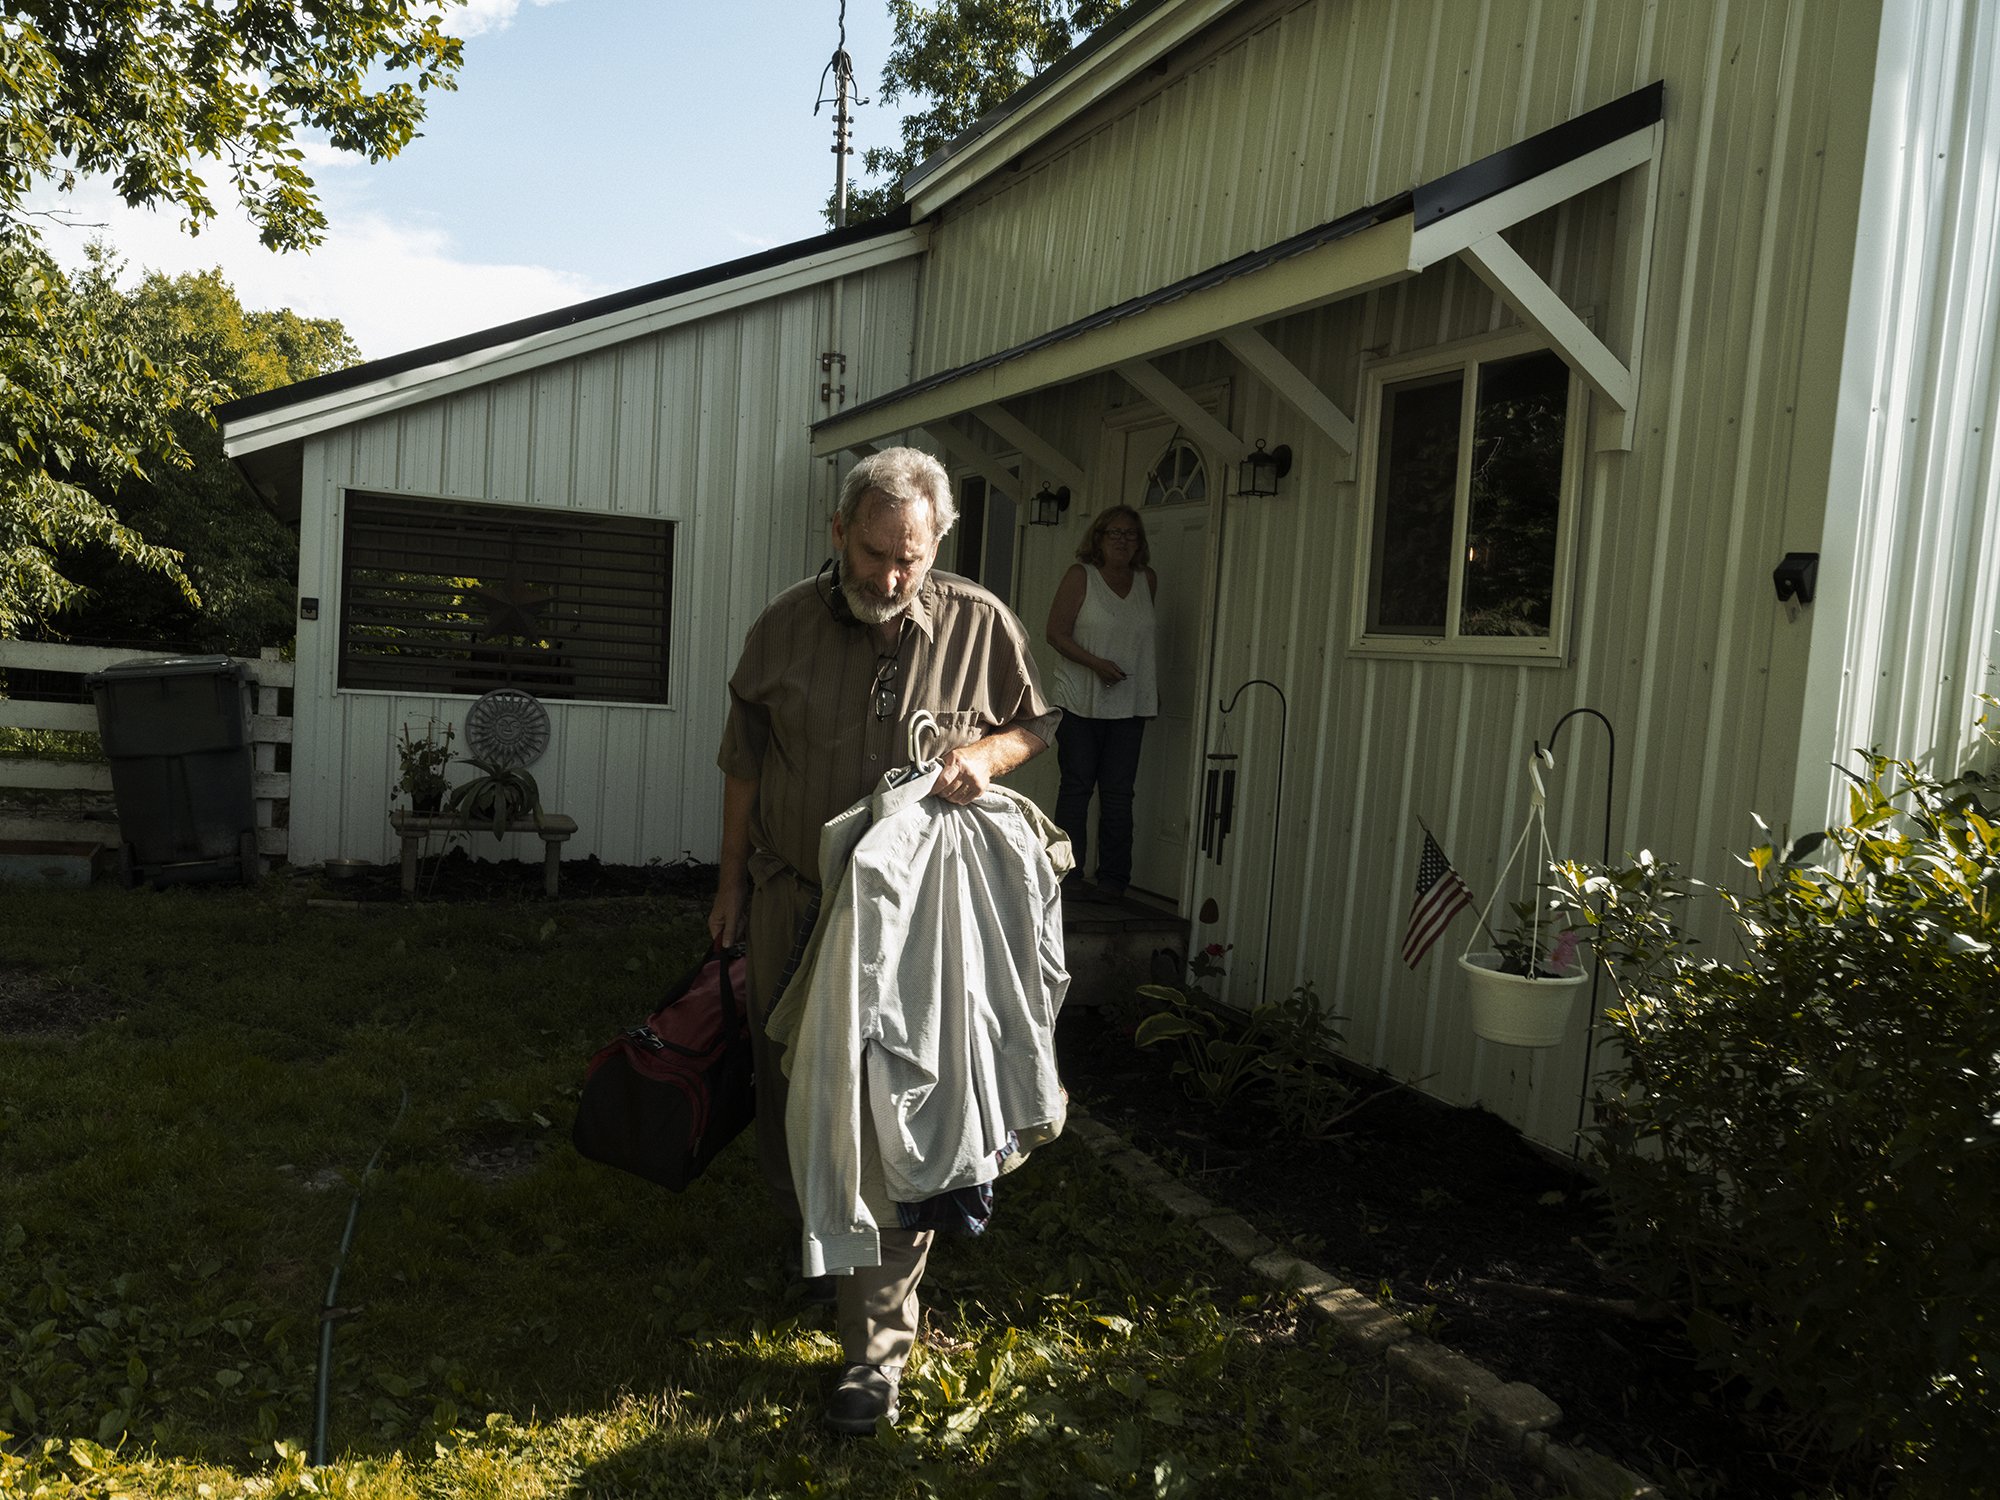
[[870, 616, 913, 722], [871, 654, 901, 721]]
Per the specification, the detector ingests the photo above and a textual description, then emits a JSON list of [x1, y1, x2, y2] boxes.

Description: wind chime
[[1200, 723, 1238, 863], [1200, 678, 1290, 994]]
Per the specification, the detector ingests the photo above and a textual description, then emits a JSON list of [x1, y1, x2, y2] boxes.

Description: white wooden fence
[[0, 640, 294, 860]]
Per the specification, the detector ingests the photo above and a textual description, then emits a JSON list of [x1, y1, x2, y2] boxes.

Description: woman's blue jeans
[[1054, 714, 1146, 891]]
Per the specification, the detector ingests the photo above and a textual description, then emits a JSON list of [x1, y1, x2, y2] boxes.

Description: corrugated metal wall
[[948, 0, 1891, 1149], [1799, 0, 2000, 813], [288, 259, 919, 867], [918, 0, 1685, 377]]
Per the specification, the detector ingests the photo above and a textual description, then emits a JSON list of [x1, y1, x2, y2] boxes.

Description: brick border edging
[[1065, 1111, 1662, 1500]]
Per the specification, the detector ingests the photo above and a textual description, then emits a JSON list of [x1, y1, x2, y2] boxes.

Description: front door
[[1117, 421, 1214, 904]]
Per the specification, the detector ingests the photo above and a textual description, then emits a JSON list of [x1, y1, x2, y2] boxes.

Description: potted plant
[[1458, 898, 1589, 1047], [396, 720, 455, 813], [444, 755, 544, 840]]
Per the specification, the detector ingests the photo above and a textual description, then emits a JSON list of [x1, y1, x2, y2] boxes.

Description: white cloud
[[443, 0, 571, 39], [31, 177, 609, 362]]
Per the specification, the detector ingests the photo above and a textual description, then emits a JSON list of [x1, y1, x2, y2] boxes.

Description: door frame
[[1094, 382, 1230, 917]]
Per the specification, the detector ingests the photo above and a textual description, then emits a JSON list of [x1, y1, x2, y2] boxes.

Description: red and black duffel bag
[[571, 944, 754, 1191]]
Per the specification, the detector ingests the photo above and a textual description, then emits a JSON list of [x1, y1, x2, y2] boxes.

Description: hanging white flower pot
[[1457, 748, 1589, 1048], [1457, 953, 1588, 1047]]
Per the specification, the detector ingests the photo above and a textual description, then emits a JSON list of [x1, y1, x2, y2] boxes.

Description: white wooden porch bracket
[[1407, 125, 1659, 272], [1218, 325, 1358, 455], [1419, 121, 1660, 453], [971, 404, 1086, 492], [1460, 233, 1634, 417], [1114, 360, 1248, 462], [920, 423, 1021, 498]]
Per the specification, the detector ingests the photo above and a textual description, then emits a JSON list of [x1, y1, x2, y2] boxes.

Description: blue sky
[[38, 0, 914, 360]]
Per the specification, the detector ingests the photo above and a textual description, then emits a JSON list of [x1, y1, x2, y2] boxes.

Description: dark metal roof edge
[[898, 0, 1193, 198], [1413, 80, 1665, 227], [218, 205, 916, 425], [817, 80, 1666, 437]]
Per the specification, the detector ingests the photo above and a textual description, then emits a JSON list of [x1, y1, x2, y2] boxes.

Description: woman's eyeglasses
[[871, 654, 901, 721], [1103, 528, 1140, 540]]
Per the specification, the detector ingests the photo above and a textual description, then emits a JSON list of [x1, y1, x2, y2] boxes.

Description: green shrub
[[1559, 738, 2000, 1496]]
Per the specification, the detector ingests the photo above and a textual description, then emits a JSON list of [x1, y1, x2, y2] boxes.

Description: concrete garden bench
[[389, 810, 578, 897]]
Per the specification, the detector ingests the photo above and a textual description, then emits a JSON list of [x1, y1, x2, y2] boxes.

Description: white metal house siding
[[1244, 5, 1874, 1153], [914, 0, 1680, 380], [286, 261, 920, 867], [975, 1, 1878, 1150], [1798, 0, 2000, 820]]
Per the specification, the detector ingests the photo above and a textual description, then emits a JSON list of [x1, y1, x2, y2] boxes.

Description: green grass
[[0, 882, 1528, 1498]]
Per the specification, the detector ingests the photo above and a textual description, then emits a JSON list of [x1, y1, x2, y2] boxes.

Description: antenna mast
[[814, 0, 867, 229]]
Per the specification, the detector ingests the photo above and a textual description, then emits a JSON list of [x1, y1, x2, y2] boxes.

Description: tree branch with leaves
[[0, 0, 462, 638]]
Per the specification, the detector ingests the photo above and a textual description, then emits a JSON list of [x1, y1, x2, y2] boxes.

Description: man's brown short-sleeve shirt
[[717, 569, 1058, 883]]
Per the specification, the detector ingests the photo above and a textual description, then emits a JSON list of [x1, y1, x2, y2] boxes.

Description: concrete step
[[1061, 883, 1186, 1007]]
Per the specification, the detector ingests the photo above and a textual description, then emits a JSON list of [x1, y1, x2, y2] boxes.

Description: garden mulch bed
[[1055, 1001, 1881, 1500]]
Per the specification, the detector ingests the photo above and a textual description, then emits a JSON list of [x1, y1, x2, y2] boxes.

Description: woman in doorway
[[1045, 505, 1158, 898]]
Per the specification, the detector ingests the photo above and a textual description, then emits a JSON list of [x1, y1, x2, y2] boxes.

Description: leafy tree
[[0, 241, 198, 637], [53, 260, 361, 653], [835, 0, 1133, 226], [0, 0, 461, 637]]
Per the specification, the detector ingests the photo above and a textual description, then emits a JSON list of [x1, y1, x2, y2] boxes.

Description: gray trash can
[[86, 655, 259, 888]]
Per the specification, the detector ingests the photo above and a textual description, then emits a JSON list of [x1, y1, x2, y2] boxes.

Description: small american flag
[[1401, 828, 1473, 968]]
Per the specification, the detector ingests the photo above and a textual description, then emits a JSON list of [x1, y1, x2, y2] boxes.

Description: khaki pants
[[745, 865, 932, 1369]]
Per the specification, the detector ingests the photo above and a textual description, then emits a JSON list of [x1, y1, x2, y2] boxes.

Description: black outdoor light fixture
[[1772, 551, 1819, 606], [1030, 482, 1071, 527], [1237, 439, 1292, 497]]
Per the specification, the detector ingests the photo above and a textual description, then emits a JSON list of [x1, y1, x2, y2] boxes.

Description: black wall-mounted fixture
[[299, 597, 320, 620], [1236, 440, 1292, 496], [1772, 552, 1818, 607], [1029, 483, 1071, 526]]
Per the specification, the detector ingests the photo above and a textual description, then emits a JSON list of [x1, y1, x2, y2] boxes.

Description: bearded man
[[708, 446, 1057, 1433]]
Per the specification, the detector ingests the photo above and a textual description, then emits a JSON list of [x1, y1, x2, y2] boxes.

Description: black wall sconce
[[1236, 440, 1292, 496], [1772, 552, 1818, 607], [1030, 483, 1071, 527]]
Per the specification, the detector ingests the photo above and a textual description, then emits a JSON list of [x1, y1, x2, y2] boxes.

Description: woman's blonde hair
[[1076, 505, 1150, 567]]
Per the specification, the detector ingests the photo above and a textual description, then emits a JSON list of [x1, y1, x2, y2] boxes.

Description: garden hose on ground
[[312, 1085, 409, 1468]]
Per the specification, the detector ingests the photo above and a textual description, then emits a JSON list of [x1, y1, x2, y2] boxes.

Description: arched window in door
[[1142, 434, 1207, 506]]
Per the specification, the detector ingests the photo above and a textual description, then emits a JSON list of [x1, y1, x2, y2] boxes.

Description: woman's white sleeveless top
[[1052, 565, 1158, 719]]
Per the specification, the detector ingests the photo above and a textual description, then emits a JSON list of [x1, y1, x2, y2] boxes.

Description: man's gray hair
[[838, 447, 957, 539]]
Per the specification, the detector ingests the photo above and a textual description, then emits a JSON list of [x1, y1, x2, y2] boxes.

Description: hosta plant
[[1136, 945, 1356, 1137]]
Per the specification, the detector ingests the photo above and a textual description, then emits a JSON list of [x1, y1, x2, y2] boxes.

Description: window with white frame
[[1355, 335, 1583, 657]]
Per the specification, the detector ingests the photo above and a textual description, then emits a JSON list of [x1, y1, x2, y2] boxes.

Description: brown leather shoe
[[823, 1362, 900, 1434]]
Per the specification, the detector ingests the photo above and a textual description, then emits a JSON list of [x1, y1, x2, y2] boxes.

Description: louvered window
[[339, 493, 673, 704]]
